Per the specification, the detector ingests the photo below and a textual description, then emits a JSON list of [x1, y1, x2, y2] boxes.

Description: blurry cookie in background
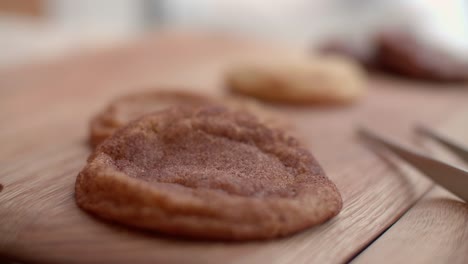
[[89, 89, 289, 147], [377, 31, 468, 82], [320, 32, 468, 82], [225, 54, 367, 105]]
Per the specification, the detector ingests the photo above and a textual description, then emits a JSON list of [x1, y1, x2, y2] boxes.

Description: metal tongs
[[359, 126, 468, 202]]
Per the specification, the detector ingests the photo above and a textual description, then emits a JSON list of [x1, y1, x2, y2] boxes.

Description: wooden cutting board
[[1, 32, 468, 264]]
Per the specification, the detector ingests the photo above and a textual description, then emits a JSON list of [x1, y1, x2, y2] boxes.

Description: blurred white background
[[1, 0, 468, 67]]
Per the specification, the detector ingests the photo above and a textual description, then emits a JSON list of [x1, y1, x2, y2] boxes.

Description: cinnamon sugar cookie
[[76, 106, 342, 240], [89, 90, 287, 147], [226, 55, 367, 104], [89, 90, 213, 147]]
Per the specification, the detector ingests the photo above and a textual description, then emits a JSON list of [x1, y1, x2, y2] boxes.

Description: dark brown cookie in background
[[76, 106, 342, 240], [377, 31, 468, 82], [319, 32, 468, 82]]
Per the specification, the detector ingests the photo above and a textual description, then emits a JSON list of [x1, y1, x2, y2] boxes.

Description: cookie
[[76, 106, 342, 240], [320, 32, 468, 82], [226, 54, 367, 104], [89, 90, 213, 148], [377, 32, 468, 82], [89, 90, 288, 148]]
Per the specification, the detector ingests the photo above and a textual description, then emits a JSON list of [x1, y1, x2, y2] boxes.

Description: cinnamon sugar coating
[[76, 106, 342, 240]]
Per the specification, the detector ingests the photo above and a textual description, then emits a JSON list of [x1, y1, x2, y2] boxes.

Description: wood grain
[[1, 32, 468, 264], [353, 109, 468, 264], [353, 187, 468, 264]]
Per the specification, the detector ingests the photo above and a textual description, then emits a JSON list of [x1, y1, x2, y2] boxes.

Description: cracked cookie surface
[[76, 106, 342, 240]]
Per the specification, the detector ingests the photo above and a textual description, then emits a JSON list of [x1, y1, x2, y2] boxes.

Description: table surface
[[1, 32, 468, 264]]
